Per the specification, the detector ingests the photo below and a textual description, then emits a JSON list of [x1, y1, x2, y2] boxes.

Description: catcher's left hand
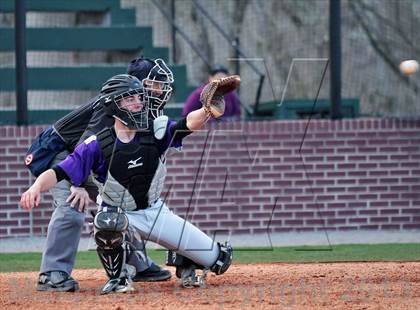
[[200, 75, 241, 118]]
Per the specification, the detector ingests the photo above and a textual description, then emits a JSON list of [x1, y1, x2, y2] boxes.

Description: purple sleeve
[[157, 120, 184, 154], [168, 120, 184, 148], [57, 136, 106, 186], [182, 86, 204, 117]]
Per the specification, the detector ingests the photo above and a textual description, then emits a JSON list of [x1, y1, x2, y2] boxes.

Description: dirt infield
[[1, 262, 419, 309]]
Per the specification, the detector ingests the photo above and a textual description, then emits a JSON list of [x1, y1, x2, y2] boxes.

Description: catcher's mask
[[127, 58, 174, 119], [100, 74, 149, 130]]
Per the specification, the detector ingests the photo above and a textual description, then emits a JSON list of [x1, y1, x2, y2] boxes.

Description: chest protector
[[97, 127, 162, 210]]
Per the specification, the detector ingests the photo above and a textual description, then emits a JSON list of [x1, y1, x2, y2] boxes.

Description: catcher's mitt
[[200, 75, 241, 118]]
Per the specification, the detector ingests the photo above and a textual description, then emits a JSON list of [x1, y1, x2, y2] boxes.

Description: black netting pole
[[234, 37, 240, 95], [329, 0, 342, 120], [170, 0, 176, 64], [15, 0, 28, 125]]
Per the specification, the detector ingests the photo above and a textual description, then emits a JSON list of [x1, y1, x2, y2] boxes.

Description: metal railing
[[150, 0, 266, 115], [150, 0, 211, 68], [191, 0, 265, 114]]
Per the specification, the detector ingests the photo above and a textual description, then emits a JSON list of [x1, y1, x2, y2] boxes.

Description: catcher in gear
[[25, 60, 174, 293], [21, 72, 240, 294]]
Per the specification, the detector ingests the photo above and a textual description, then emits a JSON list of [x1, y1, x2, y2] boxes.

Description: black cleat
[[37, 271, 80, 292], [132, 263, 171, 282]]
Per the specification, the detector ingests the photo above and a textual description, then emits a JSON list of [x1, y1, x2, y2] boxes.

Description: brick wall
[[1, 118, 420, 238]]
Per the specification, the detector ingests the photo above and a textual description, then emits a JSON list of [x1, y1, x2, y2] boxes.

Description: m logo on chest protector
[[128, 157, 143, 169]]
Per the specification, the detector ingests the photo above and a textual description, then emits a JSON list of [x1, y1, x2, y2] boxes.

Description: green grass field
[[0, 243, 419, 272]]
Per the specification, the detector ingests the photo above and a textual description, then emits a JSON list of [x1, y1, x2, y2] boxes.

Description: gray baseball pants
[[126, 199, 219, 268]]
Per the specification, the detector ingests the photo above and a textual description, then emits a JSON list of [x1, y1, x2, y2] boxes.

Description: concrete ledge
[[1, 230, 419, 253]]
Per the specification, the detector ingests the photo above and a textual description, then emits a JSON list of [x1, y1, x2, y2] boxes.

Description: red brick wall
[[1, 119, 420, 238]]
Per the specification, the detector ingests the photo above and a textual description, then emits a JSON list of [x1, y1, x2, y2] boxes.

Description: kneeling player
[[21, 72, 237, 293]]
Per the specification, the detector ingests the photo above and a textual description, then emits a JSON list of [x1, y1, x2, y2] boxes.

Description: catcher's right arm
[[200, 75, 241, 118]]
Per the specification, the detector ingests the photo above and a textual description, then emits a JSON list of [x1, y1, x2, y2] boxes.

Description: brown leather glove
[[200, 75, 241, 118]]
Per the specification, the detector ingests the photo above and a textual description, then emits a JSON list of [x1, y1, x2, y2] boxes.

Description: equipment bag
[[24, 96, 101, 177], [24, 126, 67, 177]]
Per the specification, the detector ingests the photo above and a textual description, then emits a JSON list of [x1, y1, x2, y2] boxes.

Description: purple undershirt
[[58, 120, 182, 186]]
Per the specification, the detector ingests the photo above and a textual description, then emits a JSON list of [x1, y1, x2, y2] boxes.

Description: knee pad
[[94, 209, 128, 249], [94, 209, 128, 232], [210, 242, 233, 275]]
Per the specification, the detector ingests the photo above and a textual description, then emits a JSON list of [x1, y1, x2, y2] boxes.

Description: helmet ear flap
[[102, 95, 120, 123], [100, 94, 113, 114]]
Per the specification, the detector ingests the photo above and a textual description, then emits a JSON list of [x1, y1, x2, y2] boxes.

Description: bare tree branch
[[349, 1, 419, 94], [356, 0, 420, 55]]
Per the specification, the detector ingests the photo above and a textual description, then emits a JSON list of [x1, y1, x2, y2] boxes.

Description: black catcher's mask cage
[[142, 59, 174, 119], [113, 89, 149, 131], [101, 74, 149, 131]]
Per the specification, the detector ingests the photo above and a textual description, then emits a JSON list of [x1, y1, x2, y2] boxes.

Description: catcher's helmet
[[100, 74, 149, 130], [127, 58, 174, 119]]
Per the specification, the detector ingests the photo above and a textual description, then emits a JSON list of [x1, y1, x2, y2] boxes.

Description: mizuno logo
[[128, 157, 143, 169], [104, 217, 115, 225]]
